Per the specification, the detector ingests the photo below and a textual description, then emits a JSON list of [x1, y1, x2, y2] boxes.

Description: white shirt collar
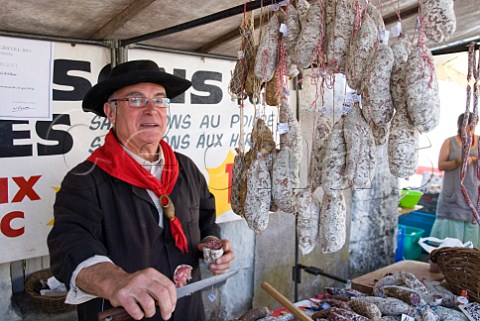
[[121, 144, 164, 178]]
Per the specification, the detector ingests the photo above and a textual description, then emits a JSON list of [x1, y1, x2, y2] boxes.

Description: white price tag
[[208, 292, 216, 302], [401, 315, 415, 321], [344, 91, 356, 104], [279, 23, 288, 36], [237, 50, 244, 59], [378, 29, 390, 43], [277, 122, 289, 134], [391, 22, 402, 38], [342, 101, 353, 114]]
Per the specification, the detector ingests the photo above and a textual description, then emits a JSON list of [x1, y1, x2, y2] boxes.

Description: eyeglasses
[[109, 97, 170, 108]]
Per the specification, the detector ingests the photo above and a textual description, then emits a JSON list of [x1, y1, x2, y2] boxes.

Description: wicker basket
[[430, 247, 480, 303], [24, 268, 75, 314]]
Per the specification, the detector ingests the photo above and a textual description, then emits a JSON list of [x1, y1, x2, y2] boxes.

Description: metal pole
[[294, 214, 299, 302], [120, 0, 275, 46]]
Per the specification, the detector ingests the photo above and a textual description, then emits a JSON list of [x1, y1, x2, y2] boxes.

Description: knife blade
[[97, 269, 238, 321]]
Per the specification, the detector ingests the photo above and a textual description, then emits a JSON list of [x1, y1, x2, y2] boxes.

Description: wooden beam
[[383, 4, 419, 25], [89, 0, 156, 39]]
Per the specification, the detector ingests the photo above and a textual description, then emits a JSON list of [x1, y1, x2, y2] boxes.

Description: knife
[[97, 269, 238, 321]]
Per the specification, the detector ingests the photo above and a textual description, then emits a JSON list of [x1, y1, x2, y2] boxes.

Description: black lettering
[[230, 133, 251, 148], [191, 71, 222, 104], [89, 116, 102, 130], [196, 133, 223, 148], [36, 114, 74, 156], [230, 133, 239, 147], [0, 120, 32, 157], [199, 115, 220, 128], [171, 69, 186, 104], [168, 114, 191, 129], [89, 136, 103, 153], [89, 115, 112, 131], [53, 59, 92, 101], [165, 134, 190, 150]]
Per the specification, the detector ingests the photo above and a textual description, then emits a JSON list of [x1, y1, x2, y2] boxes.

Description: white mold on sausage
[[345, 14, 377, 91], [405, 42, 440, 133], [244, 156, 272, 233], [293, 0, 325, 69], [361, 42, 395, 126], [309, 115, 331, 191], [321, 117, 348, 196], [295, 189, 320, 255], [343, 104, 376, 189], [319, 192, 346, 253], [255, 12, 280, 82], [420, 0, 456, 43], [326, 0, 355, 72]]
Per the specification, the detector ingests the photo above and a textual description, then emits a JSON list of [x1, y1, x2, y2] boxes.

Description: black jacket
[[48, 152, 220, 321]]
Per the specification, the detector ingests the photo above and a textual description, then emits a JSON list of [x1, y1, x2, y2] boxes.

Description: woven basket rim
[[429, 246, 480, 303], [24, 268, 75, 313], [430, 246, 480, 262]]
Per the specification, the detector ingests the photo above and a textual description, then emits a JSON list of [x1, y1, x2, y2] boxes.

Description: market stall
[[1, 0, 480, 320], [233, 256, 480, 321]]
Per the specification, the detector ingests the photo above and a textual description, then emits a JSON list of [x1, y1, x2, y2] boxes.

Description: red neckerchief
[[87, 129, 188, 253]]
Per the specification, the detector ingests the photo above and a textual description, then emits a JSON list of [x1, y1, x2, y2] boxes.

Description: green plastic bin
[[399, 190, 423, 209], [399, 224, 425, 260]]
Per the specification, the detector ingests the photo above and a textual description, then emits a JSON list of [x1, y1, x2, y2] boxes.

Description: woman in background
[[430, 112, 480, 247]]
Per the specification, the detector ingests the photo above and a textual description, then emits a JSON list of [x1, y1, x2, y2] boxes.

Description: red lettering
[[12, 176, 41, 202], [0, 178, 7, 204], [1, 211, 25, 237]]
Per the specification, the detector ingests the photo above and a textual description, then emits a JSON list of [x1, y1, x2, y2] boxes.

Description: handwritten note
[[0, 36, 53, 120]]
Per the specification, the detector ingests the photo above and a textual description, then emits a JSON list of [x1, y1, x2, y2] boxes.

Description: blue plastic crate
[[398, 211, 435, 237], [398, 225, 425, 260]]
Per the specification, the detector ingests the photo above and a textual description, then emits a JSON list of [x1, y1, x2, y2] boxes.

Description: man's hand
[[198, 239, 235, 275], [77, 263, 176, 320]]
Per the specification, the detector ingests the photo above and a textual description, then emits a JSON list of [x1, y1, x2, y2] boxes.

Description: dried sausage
[[321, 117, 348, 196], [295, 189, 320, 255], [293, 0, 324, 69], [343, 104, 376, 189], [319, 192, 346, 253], [405, 42, 440, 133], [326, 0, 355, 72], [345, 14, 377, 91], [244, 156, 271, 233], [348, 298, 382, 321], [309, 115, 331, 191], [357, 296, 414, 316], [361, 43, 395, 126], [255, 12, 280, 82], [420, 0, 456, 43], [388, 105, 419, 178], [230, 151, 248, 217], [173, 264, 192, 288], [272, 98, 301, 213]]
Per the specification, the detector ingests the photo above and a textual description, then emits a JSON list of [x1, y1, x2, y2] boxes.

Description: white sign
[[0, 42, 278, 263], [0, 36, 53, 120]]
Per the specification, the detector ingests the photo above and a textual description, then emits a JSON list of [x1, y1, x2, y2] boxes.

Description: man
[[48, 60, 235, 321]]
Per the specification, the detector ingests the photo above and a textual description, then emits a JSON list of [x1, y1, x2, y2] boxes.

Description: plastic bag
[[418, 236, 473, 253]]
